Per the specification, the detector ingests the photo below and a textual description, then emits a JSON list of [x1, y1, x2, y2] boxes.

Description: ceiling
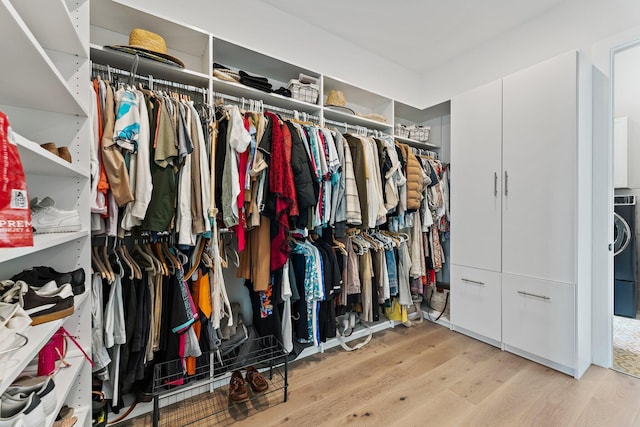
[[259, 0, 568, 74]]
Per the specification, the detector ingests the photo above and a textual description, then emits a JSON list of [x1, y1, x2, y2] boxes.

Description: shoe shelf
[[0, 0, 86, 116], [0, 231, 90, 264], [44, 355, 86, 427], [151, 335, 288, 427], [74, 406, 90, 427], [0, 291, 89, 396], [8, 0, 87, 58], [13, 132, 90, 179]]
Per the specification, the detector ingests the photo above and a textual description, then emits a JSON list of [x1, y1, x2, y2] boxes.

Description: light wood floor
[[127, 321, 640, 427]]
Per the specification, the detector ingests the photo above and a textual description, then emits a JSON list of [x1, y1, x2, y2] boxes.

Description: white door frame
[[592, 39, 640, 369]]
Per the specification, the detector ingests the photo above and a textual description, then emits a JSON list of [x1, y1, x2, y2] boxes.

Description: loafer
[[245, 366, 268, 393], [228, 370, 248, 402], [12, 266, 85, 295]]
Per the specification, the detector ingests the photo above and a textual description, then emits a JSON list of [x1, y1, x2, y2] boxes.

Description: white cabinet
[[450, 51, 593, 378], [502, 274, 575, 371], [502, 52, 577, 284], [450, 79, 502, 272], [450, 265, 502, 344]]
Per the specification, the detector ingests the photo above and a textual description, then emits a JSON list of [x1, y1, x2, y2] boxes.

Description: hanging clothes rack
[[323, 118, 391, 138], [91, 62, 208, 96], [212, 91, 321, 122]]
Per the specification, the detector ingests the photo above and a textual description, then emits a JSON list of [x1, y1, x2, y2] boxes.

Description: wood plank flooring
[[124, 321, 640, 427]]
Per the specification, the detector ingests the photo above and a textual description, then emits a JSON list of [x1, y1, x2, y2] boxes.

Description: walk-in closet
[[3, 0, 640, 426]]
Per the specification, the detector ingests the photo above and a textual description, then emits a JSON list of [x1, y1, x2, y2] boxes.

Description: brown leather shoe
[[229, 370, 248, 402], [40, 142, 58, 156], [245, 366, 268, 393], [57, 147, 72, 163]]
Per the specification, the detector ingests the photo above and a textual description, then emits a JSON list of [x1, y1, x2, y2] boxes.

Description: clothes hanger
[[100, 239, 115, 283], [116, 245, 135, 280], [91, 246, 107, 279]]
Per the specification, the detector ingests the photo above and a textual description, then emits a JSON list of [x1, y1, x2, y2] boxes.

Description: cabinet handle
[[517, 290, 551, 301], [494, 172, 498, 196], [462, 278, 485, 286], [504, 171, 508, 196]]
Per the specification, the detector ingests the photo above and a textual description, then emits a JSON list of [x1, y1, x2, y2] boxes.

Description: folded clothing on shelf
[[212, 63, 240, 82], [239, 70, 273, 93]]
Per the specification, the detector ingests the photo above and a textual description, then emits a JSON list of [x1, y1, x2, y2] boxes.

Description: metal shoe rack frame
[[151, 335, 288, 427]]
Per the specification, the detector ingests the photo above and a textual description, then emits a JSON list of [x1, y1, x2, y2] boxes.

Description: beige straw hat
[[325, 90, 354, 114], [110, 29, 185, 68]]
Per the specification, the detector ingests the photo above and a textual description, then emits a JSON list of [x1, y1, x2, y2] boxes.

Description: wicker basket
[[286, 79, 319, 104], [409, 125, 431, 142], [395, 123, 410, 138]]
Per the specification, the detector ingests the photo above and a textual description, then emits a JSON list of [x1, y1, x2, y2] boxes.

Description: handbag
[[384, 297, 408, 323], [335, 311, 372, 352]]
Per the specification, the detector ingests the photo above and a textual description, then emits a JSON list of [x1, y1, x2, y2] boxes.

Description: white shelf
[[0, 231, 90, 264], [74, 406, 90, 427], [0, 0, 86, 116], [213, 37, 319, 87], [90, 44, 210, 88], [323, 107, 393, 131], [0, 291, 90, 395], [213, 77, 321, 115], [14, 132, 89, 178], [45, 356, 86, 427], [9, 0, 87, 58], [394, 135, 439, 149]]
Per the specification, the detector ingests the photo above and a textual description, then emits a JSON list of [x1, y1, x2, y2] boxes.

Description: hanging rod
[[213, 92, 320, 121], [323, 118, 391, 138], [91, 62, 208, 94]]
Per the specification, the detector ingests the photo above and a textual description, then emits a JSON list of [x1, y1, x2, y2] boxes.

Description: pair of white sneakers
[[0, 376, 57, 427], [30, 197, 81, 234]]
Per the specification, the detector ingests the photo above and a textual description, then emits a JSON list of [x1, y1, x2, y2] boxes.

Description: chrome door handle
[[462, 278, 485, 286], [504, 171, 508, 196], [517, 290, 550, 301], [494, 172, 498, 197]]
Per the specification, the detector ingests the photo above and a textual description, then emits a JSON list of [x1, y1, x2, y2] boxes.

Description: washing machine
[[614, 195, 637, 318]]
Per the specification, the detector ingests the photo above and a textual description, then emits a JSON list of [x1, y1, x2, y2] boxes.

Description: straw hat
[[325, 90, 346, 107], [110, 29, 185, 68], [325, 90, 354, 114]]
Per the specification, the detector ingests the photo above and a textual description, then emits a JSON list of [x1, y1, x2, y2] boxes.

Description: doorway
[[612, 41, 640, 377]]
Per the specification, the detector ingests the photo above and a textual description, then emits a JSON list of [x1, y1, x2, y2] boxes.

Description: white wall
[[420, 0, 640, 108], [115, 0, 425, 107]]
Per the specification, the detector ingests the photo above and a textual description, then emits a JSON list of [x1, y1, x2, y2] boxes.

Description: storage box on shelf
[[394, 100, 446, 151]]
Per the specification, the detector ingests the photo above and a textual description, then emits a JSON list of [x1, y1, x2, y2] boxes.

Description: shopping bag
[[0, 112, 33, 248]]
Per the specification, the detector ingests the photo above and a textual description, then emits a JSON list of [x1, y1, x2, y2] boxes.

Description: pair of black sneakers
[[11, 266, 85, 296]]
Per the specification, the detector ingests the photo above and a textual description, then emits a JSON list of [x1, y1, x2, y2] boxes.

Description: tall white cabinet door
[[450, 80, 503, 271], [502, 51, 577, 284]]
